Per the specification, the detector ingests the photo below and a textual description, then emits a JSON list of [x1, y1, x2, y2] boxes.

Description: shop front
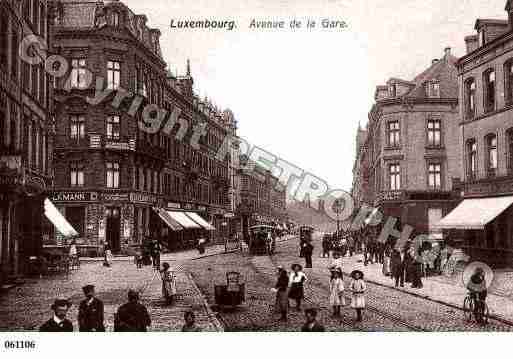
[[436, 195, 513, 268]]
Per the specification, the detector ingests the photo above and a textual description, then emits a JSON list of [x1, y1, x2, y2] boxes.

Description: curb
[[185, 272, 224, 332], [341, 269, 513, 327]]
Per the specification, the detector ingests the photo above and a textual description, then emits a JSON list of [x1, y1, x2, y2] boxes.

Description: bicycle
[[463, 292, 489, 325]]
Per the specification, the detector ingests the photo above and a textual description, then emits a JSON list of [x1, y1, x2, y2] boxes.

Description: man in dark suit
[[78, 285, 105, 332], [114, 290, 151, 332], [391, 249, 405, 287], [303, 241, 314, 268], [40, 299, 73, 332]]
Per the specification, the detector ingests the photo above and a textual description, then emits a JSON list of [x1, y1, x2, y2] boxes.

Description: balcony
[[88, 135, 166, 159]]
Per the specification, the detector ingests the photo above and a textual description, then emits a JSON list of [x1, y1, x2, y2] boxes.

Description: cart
[[249, 225, 276, 255], [214, 271, 245, 310]]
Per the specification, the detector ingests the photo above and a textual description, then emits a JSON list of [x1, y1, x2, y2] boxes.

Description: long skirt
[[382, 256, 391, 276], [288, 283, 304, 300], [350, 293, 365, 309], [329, 291, 346, 306], [162, 279, 177, 298], [275, 290, 289, 313]]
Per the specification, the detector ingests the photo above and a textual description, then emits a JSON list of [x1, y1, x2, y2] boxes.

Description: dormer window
[[389, 84, 396, 97], [427, 81, 440, 98], [111, 12, 119, 27]]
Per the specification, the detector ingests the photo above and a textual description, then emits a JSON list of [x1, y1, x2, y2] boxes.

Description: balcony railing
[[87, 135, 166, 159]]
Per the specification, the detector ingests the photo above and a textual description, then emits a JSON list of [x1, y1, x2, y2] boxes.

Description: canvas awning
[[44, 198, 78, 237], [153, 208, 183, 231], [435, 196, 513, 230], [184, 212, 216, 231], [167, 211, 202, 229]]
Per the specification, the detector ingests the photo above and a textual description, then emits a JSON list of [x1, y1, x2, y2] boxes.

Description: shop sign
[[197, 206, 207, 212], [50, 191, 99, 202], [224, 212, 235, 218], [130, 192, 158, 204], [0, 174, 21, 186], [102, 193, 129, 202], [105, 142, 130, 151], [167, 202, 181, 209]]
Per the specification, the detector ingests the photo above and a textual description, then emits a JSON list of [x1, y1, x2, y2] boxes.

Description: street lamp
[[334, 199, 341, 235]]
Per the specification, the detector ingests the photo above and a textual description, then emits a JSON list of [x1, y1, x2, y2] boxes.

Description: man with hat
[[40, 299, 73, 332], [301, 308, 325, 332], [78, 285, 105, 332], [114, 290, 151, 332]]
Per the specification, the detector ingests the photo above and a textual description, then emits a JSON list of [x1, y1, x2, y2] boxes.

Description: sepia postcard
[[2, 1, 513, 355]]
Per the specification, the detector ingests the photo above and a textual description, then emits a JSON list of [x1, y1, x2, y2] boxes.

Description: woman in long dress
[[382, 244, 391, 276], [329, 269, 345, 317], [274, 267, 289, 321], [103, 241, 112, 267], [350, 270, 366, 322], [288, 264, 307, 311], [161, 262, 177, 305]]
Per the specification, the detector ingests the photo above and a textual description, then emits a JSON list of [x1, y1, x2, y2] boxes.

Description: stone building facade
[[49, 0, 232, 254], [1, 0, 53, 282], [438, 1, 513, 267], [356, 48, 462, 239]]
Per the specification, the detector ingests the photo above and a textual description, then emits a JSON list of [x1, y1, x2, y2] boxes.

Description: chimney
[[432, 59, 439, 65], [444, 47, 451, 57]]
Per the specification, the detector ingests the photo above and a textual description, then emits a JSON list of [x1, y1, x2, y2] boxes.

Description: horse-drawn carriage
[[248, 225, 276, 255]]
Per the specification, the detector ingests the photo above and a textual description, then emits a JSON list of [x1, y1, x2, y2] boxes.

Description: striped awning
[[153, 208, 183, 231], [167, 211, 202, 229], [44, 198, 78, 237], [435, 196, 513, 230], [185, 212, 216, 231]]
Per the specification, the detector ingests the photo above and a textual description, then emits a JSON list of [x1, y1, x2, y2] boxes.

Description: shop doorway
[[106, 207, 121, 253]]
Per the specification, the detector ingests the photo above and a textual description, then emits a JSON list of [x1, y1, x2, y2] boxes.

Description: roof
[[53, 0, 163, 59]]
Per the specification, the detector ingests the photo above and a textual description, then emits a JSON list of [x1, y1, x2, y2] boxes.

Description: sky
[[121, 0, 507, 192]]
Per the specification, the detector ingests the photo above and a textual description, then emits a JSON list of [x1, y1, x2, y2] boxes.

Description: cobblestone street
[[186, 236, 513, 331], [0, 252, 222, 332]]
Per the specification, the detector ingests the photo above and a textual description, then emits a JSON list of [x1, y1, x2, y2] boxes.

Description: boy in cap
[[78, 285, 105, 332], [40, 299, 73, 332], [301, 308, 325, 332]]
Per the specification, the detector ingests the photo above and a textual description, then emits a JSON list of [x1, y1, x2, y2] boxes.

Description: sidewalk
[[337, 253, 513, 324], [0, 259, 223, 331]]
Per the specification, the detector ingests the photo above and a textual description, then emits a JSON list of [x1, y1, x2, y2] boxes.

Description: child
[[181, 310, 201, 332], [288, 264, 307, 311], [135, 248, 143, 269], [329, 268, 345, 317], [350, 269, 366, 322]]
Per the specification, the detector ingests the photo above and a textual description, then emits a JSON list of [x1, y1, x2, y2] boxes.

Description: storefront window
[[67, 207, 85, 238]]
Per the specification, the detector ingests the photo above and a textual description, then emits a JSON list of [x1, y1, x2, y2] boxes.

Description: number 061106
[[4, 341, 36, 349]]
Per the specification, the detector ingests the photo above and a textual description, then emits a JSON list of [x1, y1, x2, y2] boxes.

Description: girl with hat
[[160, 262, 177, 305], [329, 268, 345, 317], [288, 263, 307, 311], [350, 269, 366, 322]]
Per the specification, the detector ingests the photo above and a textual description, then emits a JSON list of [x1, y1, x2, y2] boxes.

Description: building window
[[107, 60, 120, 90], [111, 12, 119, 26], [106, 115, 120, 141], [0, 93, 6, 148], [427, 81, 440, 98], [387, 121, 400, 147], [23, 0, 31, 21], [389, 163, 401, 190], [70, 59, 88, 89], [427, 119, 441, 147], [70, 115, 85, 140], [508, 129, 513, 175], [388, 83, 396, 97], [486, 134, 498, 177], [428, 163, 442, 189], [10, 103, 18, 150], [0, 14, 7, 68], [32, 0, 38, 29], [11, 24, 19, 79], [465, 78, 476, 119], [483, 69, 496, 113], [70, 162, 85, 187], [506, 61, 513, 106], [106, 162, 120, 188], [479, 30, 485, 47], [467, 139, 477, 180]]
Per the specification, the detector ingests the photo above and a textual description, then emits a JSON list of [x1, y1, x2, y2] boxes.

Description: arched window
[[111, 12, 119, 26], [465, 78, 476, 119], [466, 139, 477, 180], [483, 69, 496, 113], [485, 133, 497, 177], [505, 60, 513, 106]]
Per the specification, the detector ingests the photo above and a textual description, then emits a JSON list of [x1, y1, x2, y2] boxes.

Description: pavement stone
[[0, 256, 223, 332]]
